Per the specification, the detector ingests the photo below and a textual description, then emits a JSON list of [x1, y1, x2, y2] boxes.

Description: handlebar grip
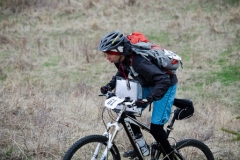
[[99, 92, 116, 99]]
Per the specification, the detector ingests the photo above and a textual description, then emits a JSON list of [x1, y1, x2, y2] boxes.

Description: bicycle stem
[[115, 104, 127, 122]]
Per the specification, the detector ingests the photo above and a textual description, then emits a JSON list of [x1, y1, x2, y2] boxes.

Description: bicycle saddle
[[173, 98, 193, 109]]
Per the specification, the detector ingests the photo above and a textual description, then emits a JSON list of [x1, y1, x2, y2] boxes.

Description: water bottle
[[150, 142, 158, 159], [135, 133, 150, 156]]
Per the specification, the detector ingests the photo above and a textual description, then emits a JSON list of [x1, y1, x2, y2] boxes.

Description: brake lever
[[99, 92, 116, 99]]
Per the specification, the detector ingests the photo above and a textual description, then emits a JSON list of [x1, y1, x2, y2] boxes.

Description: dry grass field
[[0, 0, 239, 159]]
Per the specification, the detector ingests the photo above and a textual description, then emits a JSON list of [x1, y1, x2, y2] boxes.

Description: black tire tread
[[175, 139, 214, 160], [63, 134, 121, 160]]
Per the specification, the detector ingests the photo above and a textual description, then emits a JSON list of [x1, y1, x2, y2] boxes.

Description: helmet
[[98, 30, 125, 52]]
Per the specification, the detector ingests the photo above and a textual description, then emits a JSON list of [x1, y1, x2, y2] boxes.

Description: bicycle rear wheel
[[174, 139, 214, 160], [63, 135, 121, 160]]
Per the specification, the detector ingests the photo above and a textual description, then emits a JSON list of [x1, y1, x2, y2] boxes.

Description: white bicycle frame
[[91, 122, 120, 160], [90, 97, 126, 160]]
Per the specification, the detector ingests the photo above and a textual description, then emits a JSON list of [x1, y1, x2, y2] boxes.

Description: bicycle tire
[[174, 139, 214, 160], [63, 135, 121, 160]]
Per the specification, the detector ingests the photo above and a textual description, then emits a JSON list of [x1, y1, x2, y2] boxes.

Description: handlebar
[[99, 91, 115, 99], [99, 91, 136, 107], [99, 91, 142, 116]]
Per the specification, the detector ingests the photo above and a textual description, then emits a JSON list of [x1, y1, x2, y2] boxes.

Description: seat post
[[166, 109, 179, 136]]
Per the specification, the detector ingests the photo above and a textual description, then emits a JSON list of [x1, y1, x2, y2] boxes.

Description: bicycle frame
[[95, 102, 148, 160], [120, 114, 151, 160], [63, 94, 213, 160], [119, 111, 178, 160], [101, 105, 155, 160], [97, 96, 178, 160]]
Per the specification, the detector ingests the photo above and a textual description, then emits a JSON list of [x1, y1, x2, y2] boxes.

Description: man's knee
[[150, 123, 168, 140]]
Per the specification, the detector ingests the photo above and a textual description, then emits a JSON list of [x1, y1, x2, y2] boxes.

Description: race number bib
[[104, 97, 124, 109]]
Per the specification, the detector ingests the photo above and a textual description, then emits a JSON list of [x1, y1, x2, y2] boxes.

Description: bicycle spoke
[[176, 146, 207, 159], [174, 139, 214, 160]]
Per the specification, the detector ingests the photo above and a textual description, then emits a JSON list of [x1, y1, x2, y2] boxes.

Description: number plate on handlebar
[[105, 96, 142, 116], [105, 97, 124, 109]]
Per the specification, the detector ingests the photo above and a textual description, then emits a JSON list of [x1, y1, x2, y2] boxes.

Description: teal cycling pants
[[142, 83, 177, 125]]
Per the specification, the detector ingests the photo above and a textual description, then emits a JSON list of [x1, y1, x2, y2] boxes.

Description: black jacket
[[107, 54, 178, 101]]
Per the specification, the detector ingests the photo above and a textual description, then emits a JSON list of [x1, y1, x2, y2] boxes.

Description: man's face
[[105, 53, 121, 63]]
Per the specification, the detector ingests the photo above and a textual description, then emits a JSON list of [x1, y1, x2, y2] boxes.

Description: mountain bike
[[63, 92, 214, 160]]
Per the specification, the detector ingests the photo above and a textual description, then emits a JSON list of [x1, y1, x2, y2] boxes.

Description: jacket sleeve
[[134, 59, 171, 101], [107, 63, 130, 90], [107, 71, 122, 90]]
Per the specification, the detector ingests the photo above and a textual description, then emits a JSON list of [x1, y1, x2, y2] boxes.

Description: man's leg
[[122, 115, 150, 158], [122, 84, 177, 159], [150, 123, 174, 160], [122, 87, 151, 158], [151, 84, 177, 125], [150, 84, 177, 160]]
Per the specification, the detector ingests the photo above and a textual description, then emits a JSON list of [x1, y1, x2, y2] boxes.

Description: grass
[[216, 46, 240, 84], [216, 64, 240, 84], [0, 0, 240, 159], [148, 31, 170, 45], [0, 74, 7, 81], [221, 127, 240, 141], [43, 56, 61, 67]]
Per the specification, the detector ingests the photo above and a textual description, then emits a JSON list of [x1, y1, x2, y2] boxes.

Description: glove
[[100, 84, 111, 94], [135, 99, 151, 108]]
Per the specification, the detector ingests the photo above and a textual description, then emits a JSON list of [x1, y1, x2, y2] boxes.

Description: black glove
[[135, 99, 151, 108], [100, 84, 111, 94]]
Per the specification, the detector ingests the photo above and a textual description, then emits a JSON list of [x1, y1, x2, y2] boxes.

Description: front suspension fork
[[91, 122, 120, 160]]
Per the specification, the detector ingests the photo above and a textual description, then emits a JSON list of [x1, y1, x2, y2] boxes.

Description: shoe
[[122, 149, 137, 159]]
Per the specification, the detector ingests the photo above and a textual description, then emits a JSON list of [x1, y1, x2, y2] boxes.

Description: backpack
[[126, 32, 183, 74]]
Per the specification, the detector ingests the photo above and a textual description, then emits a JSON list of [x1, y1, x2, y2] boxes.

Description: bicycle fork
[[91, 122, 120, 160]]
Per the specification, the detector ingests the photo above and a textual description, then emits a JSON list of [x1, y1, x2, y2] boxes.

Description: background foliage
[[0, 0, 239, 159]]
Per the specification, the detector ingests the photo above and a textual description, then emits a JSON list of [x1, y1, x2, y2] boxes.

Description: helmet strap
[[117, 54, 123, 63]]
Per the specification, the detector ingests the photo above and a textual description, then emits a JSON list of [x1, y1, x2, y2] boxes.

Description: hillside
[[0, 0, 239, 159]]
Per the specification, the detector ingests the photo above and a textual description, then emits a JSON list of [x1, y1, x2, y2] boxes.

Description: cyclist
[[98, 30, 177, 160]]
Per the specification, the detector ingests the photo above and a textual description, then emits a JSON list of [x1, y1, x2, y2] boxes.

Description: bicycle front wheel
[[174, 139, 214, 160], [63, 135, 121, 160]]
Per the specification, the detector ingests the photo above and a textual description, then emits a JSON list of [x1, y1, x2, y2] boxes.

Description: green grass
[[43, 57, 60, 67], [148, 31, 170, 44], [0, 74, 7, 81], [183, 44, 240, 109], [1, 1, 240, 159], [216, 47, 240, 84], [216, 64, 240, 84], [0, 0, 4, 7], [178, 47, 195, 62], [223, 0, 240, 6], [183, 3, 200, 12], [0, 51, 11, 59], [221, 127, 240, 141]]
